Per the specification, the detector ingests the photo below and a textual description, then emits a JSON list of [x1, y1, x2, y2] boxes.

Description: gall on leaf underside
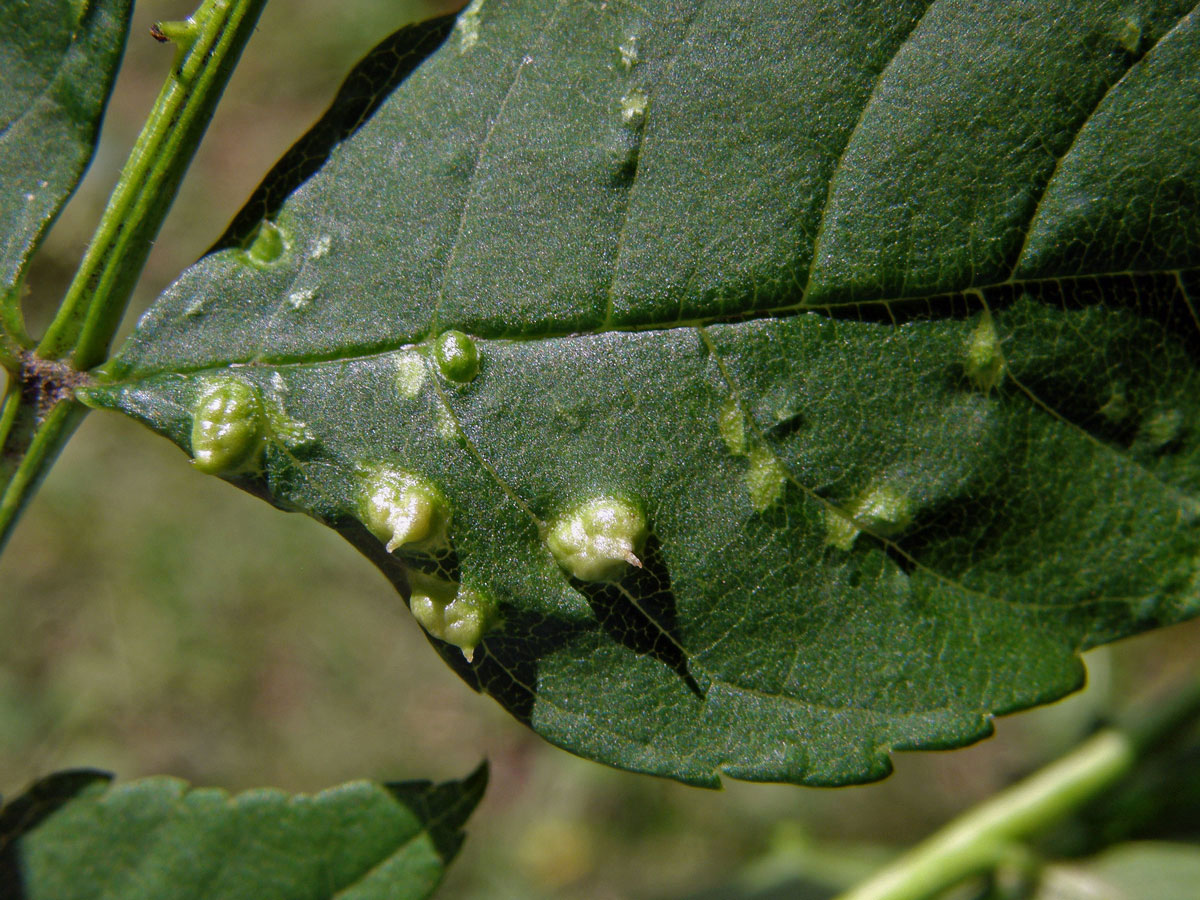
[[85, 1, 1200, 786]]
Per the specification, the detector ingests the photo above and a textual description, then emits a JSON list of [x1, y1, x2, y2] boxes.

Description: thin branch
[[1, 0, 268, 550], [37, 0, 269, 370], [836, 676, 1200, 900]]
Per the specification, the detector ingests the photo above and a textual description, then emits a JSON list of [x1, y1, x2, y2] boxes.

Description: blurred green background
[[4, 2, 1200, 897]]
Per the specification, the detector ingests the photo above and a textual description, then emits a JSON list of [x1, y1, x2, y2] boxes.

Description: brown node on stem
[[19, 353, 89, 422]]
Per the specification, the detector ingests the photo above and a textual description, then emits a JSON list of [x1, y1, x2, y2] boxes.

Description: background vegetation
[[4, 2, 1200, 897]]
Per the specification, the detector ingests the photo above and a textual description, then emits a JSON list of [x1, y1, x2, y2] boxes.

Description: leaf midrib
[[115, 0, 1199, 379], [106, 266, 1199, 380]]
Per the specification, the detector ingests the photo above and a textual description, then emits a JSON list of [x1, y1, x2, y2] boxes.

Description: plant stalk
[[836, 677, 1200, 900], [37, 0, 268, 370], [0, 336, 21, 375], [1, 0, 267, 551], [0, 396, 86, 547]]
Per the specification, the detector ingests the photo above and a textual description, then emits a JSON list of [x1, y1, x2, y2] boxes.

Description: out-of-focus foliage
[[1032, 843, 1200, 900], [2, 766, 485, 900]]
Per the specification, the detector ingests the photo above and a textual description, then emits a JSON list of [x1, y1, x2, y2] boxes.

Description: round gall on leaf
[[964, 313, 1005, 391], [433, 330, 480, 383], [357, 466, 448, 552], [190, 378, 265, 475], [410, 593, 444, 633], [547, 496, 648, 582], [825, 482, 916, 551], [443, 588, 497, 661], [242, 219, 287, 267], [410, 585, 497, 661]]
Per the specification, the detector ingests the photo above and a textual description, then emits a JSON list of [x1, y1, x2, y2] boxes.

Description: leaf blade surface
[[89, 0, 1200, 785], [1, 765, 486, 900]]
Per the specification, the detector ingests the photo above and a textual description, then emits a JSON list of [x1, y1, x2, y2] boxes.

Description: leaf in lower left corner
[[1, 763, 486, 900]]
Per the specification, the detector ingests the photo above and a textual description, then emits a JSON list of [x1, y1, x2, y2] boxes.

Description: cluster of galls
[[189, 368, 650, 664]]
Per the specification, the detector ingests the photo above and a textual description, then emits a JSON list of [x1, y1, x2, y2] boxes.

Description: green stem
[[836, 678, 1200, 900], [37, 0, 268, 370], [835, 731, 1135, 900], [0, 381, 22, 451], [2, 285, 34, 369], [0, 397, 85, 549], [0, 336, 20, 374], [0, 352, 91, 549], [2, 0, 266, 551]]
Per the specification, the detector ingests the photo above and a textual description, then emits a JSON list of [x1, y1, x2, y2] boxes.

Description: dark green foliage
[[86, 0, 1200, 786], [0, 0, 131, 313], [0, 764, 486, 900]]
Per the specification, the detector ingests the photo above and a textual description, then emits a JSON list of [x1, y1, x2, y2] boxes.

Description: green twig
[[835, 732, 1133, 900], [2, 283, 35, 367], [0, 396, 86, 548], [1, 335, 21, 374], [835, 678, 1200, 900], [2, 276, 35, 361], [1, 0, 266, 550], [37, 0, 268, 370], [0, 353, 92, 547], [0, 381, 22, 452]]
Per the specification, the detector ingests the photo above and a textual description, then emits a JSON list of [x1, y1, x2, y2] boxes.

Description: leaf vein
[[431, 0, 572, 334], [1007, 3, 1200, 279], [798, 0, 937, 302], [600, 0, 709, 327], [108, 268, 1200, 380]]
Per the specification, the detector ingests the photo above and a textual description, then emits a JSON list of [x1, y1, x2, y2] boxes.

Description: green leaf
[[0, 764, 487, 900], [0, 0, 132, 329], [85, 0, 1200, 785]]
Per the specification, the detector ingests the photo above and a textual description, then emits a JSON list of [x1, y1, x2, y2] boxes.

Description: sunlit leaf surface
[[88, 0, 1200, 785]]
